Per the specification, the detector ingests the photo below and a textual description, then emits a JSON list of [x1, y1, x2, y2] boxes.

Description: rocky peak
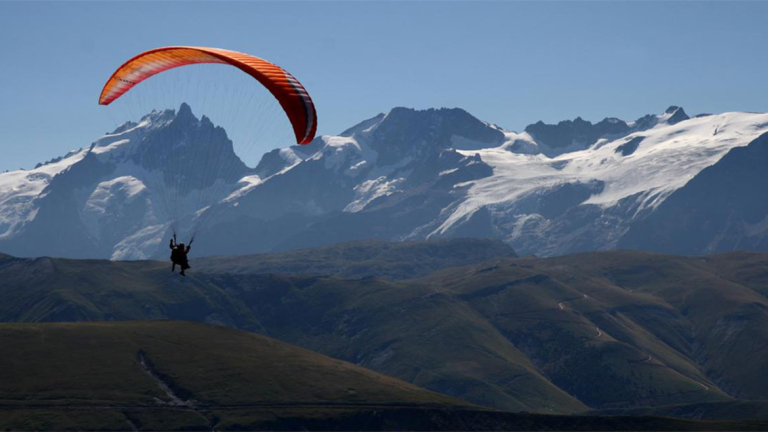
[[633, 106, 689, 131], [356, 107, 505, 165], [524, 116, 631, 152], [92, 104, 249, 192], [664, 106, 689, 125], [523, 107, 692, 155]]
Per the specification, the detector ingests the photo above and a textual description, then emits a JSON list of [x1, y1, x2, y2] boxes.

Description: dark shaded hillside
[[1, 321, 765, 431], [537, 251, 768, 402], [418, 251, 768, 406], [196, 238, 516, 279], [1, 246, 768, 418]]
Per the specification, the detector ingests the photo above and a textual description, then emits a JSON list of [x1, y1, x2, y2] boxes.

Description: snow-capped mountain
[[2, 104, 768, 259], [0, 103, 246, 259]]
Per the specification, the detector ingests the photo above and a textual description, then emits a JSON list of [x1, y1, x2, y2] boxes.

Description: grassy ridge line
[[195, 238, 516, 279]]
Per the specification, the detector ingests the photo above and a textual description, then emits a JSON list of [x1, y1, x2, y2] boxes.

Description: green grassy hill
[[1, 244, 768, 418], [0, 321, 765, 432], [0, 321, 467, 431]]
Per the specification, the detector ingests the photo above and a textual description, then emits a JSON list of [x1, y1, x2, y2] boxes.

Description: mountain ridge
[[2, 104, 768, 259]]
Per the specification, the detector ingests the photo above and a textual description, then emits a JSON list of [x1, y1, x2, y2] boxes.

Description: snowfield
[[440, 112, 768, 237], [0, 148, 89, 238]]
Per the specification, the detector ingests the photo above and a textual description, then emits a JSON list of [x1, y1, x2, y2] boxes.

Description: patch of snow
[[83, 176, 147, 216], [500, 131, 540, 155], [345, 176, 404, 212], [90, 138, 131, 155], [278, 148, 304, 165], [0, 148, 89, 238], [225, 175, 263, 202], [111, 223, 167, 260], [319, 135, 372, 173]]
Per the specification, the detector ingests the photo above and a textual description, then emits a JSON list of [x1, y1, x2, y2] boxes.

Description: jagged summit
[[106, 103, 202, 137], [524, 116, 631, 153], [663, 105, 689, 125], [338, 107, 505, 165], [91, 103, 248, 189], [178, 101, 194, 117], [513, 106, 694, 157]]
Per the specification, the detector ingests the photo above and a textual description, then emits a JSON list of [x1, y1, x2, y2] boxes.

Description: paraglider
[[98, 46, 318, 269], [99, 46, 316, 144], [169, 235, 192, 276]]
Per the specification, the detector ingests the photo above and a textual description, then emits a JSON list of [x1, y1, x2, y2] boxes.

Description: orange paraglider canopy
[[99, 46, 317, 144]]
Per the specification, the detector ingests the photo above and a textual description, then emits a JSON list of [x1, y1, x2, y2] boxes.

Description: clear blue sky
[[2, 1, 768, 171]]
